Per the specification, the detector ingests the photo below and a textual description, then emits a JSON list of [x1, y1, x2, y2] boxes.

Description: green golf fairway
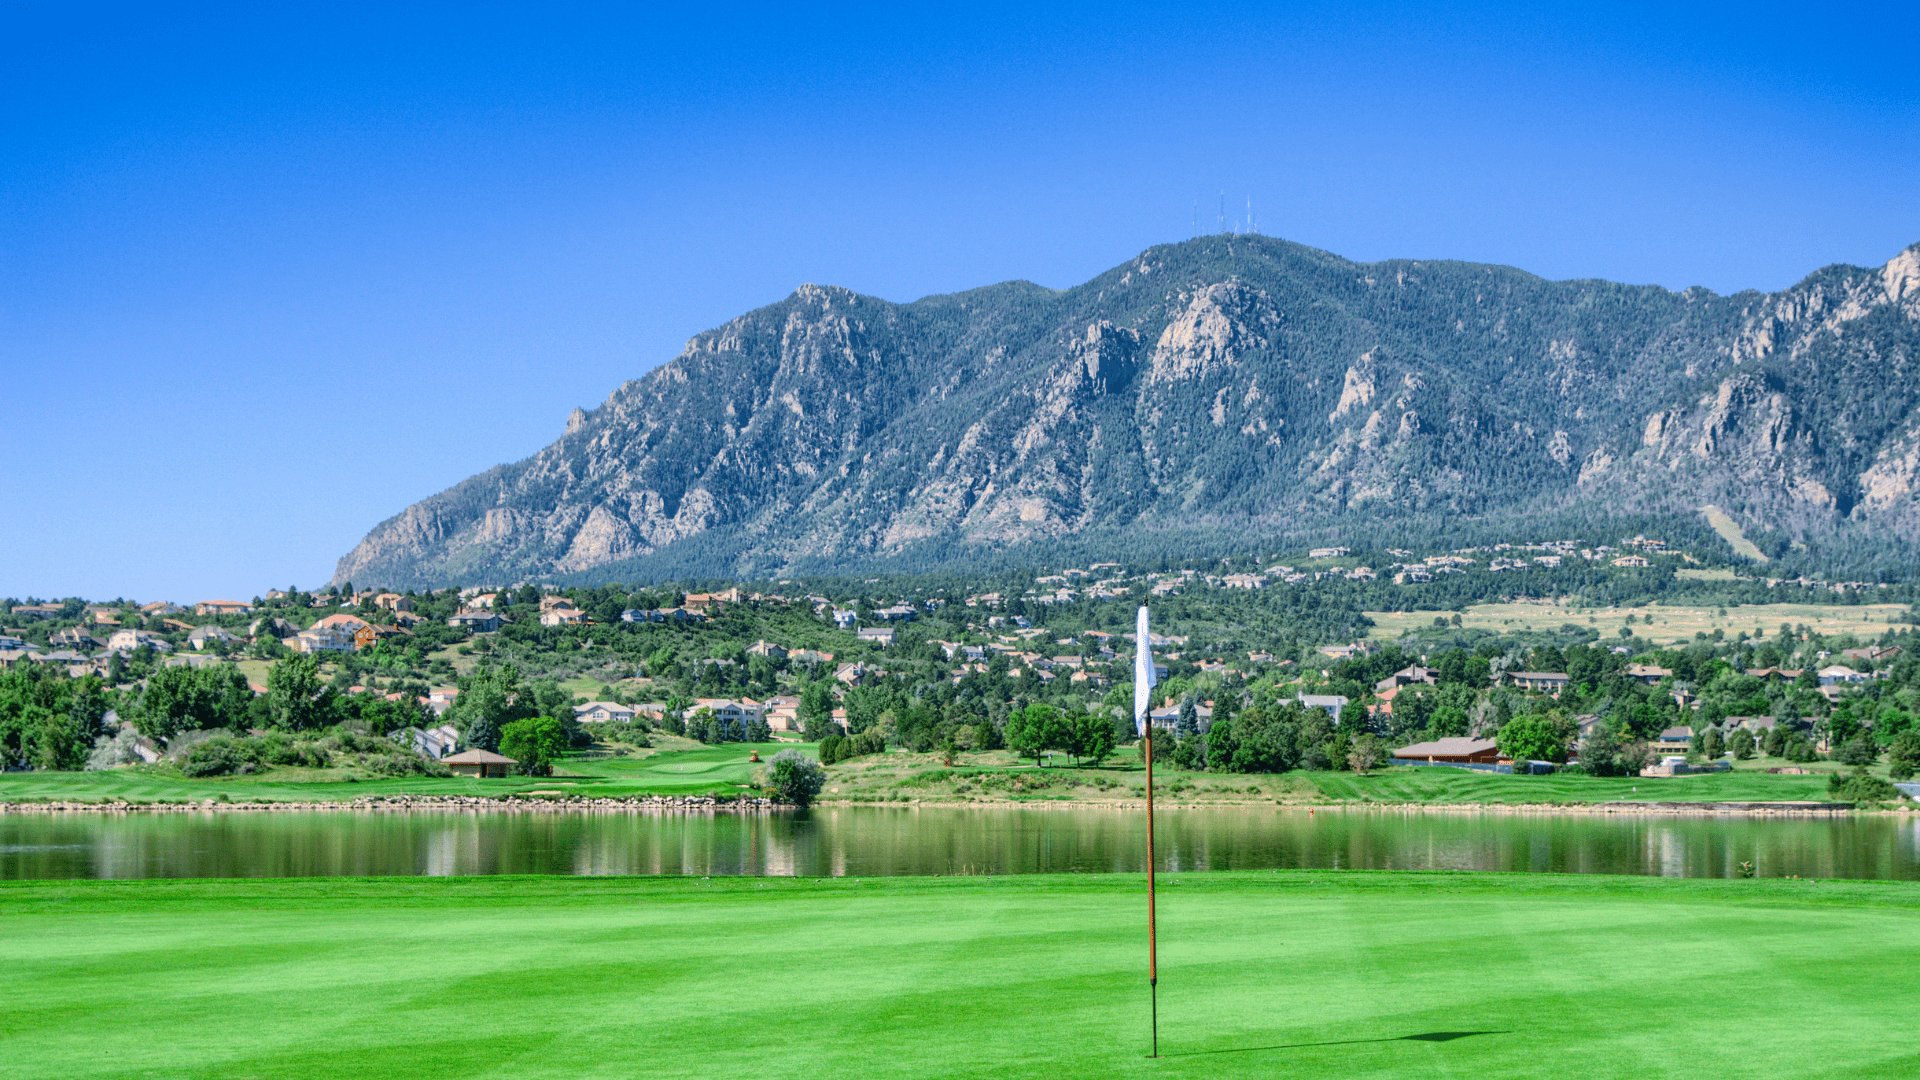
[[5, 872, 1917, 1079]]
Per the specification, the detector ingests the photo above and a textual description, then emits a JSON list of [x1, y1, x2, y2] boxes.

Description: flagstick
[[1145, 723, 1158, 1059]]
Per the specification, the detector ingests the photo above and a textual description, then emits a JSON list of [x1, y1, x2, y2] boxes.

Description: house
[[1818, 665, 1868, 686], [447, 611, 504, 633], [831, 609, 859, 630], [1840, 645, 1901, 665], [1317, 642, 1374, 661], [1391, 737, 1501, 767], [1221, 573, 1268, 590], [442, 748, 517, 777], [162, 618, 198, 633], [407, 724, 461, 759], [194, 600, 253, 616], [872, 604, 918, 622], [374, 593, 414, 612], [1746, 667, 1804, 681], [746, 640, 787, 659], [1248, 650, 1274, 664], [763, 696, 803, 732], [1297, 693, 1349, 719], [1654, 726, 1694, 755], [106, 629, 172, 653], [1727, 716, 1779, 736], [857, 627, 896, 646], [693, 698, 764, 728], [140, 601, 183, 616], [249, 617, 296, 639], [12, 604, 62, 621], [187, 625, 240, 650], [681, 589, 740, 614], [1623, 663, 1672, 684], [789, 648, 835, 665], [0, 635, 28, 651], [51, 627, 103, 650], [833, 662, 870, 685], [574, 701, 636, 723], [288, 624, 356, 654], [1146, 701, 1214, 732], [539, 607, 588, 627], [1506, 671, 1571, 695], [1610, 555, 1651, 568], [313, 613, 371, 632], [1374, 665, 1438, 694]]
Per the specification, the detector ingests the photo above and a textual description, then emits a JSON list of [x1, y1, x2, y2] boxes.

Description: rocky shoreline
[[0, 793, 795, 814]]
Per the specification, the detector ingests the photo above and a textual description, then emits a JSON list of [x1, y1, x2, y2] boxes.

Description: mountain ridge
[[334, 236, 1920, 586]]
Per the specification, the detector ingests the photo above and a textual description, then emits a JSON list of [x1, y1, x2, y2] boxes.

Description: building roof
[[441, 749, 517, 764], [1394, 737, 1499, 758]]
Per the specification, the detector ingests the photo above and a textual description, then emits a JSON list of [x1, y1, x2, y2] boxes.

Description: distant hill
[[335, 236, 1920, 587]]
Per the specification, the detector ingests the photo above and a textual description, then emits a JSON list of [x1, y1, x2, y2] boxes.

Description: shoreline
[[0, 795, 1870, 816]]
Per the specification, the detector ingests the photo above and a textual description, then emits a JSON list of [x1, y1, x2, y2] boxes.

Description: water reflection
[[0, 807, 1916, 881]]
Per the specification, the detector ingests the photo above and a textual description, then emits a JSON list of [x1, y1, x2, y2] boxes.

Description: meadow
[[1363, 599, 1909, 645], [4, 871, 1918, 1079]]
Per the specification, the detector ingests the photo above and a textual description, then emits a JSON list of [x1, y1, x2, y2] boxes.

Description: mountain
[[334, 236, 1920, 587]]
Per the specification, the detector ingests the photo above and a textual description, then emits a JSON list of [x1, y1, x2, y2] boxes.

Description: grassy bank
[[4, 871, 1918, 1079], [1, 741, 1888, 809]]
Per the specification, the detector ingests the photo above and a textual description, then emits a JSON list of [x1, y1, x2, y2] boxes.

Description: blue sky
[[3, 1, 1915, 602]]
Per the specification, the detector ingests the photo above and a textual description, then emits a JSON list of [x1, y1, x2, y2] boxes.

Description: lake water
[[4, 806, 1920, 881]]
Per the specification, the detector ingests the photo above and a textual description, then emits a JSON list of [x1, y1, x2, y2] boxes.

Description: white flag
[[1133, 605, 1157, 736]]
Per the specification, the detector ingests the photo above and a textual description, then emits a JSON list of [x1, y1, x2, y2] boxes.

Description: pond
[[4, 806, 1920, 881]]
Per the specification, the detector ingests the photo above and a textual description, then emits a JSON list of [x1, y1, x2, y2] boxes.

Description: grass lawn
[[0, 741, 803, 804], [0, 744, 1870, 808], [4, 870, 1918, 1079], [1364, 599, 1909, 645]]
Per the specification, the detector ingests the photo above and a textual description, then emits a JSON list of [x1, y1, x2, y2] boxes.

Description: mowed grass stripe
[[4, 873, 1918, 1079]]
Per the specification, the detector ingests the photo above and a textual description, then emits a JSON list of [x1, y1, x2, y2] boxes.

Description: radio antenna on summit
[[1217, 191, 1225, 235]]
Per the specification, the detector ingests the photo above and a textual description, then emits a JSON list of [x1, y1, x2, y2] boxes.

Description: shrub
[[766, 749, 827, 808], [1836, 735, 1879, 768], [1829, 771, 1900, 804], [178, 736, 252, 778]]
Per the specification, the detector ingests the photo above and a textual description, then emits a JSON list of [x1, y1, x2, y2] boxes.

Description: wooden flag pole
[[1145, 724, 1159, 1058]]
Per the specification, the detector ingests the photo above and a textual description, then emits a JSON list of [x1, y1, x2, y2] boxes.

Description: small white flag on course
[[1133, 605, 1157, 737]]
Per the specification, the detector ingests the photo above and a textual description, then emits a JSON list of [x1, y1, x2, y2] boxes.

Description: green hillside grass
[[4, 871, 1918, 1079]]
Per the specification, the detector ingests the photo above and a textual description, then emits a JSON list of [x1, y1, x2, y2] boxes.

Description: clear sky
[[4, 1, 1915, 603]]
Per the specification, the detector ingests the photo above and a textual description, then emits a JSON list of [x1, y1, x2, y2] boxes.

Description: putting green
[[4, 872, 1918, 1079]]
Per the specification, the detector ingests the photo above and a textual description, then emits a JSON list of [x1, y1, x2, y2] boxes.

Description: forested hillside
[[335, 237, 1920, 587]]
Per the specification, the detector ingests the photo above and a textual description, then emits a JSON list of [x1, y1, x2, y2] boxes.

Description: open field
[[4, 871, 1919, 1079], [1, 742, 1886, 808], [1365, 599, 1911, 645]]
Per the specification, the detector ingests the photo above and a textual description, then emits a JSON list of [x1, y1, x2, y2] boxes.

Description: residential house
[[194, 600, 253, 616], [1247, 651, 1275, 664], [1623, 663, 1672, 684], [831, 609, 859, 630], [745, 640, 788, 659], [681, 589, 740, 614], [248, 617, 296, 639], [574, 701, 636, 723], [1297, 693, 1349, 719], [693, 698, 764, 728], [0, 635, 28, 651], [447, 611, 505, 633], [539, 607, 588, 626], [187, 625, 240, 650], [872, 604, 917, 622], [1610, 555, 1651, 568], [407, 724, 461, 760], [1506, 671, 1571, 695], [833, 662, 870, 686], [1317, 642, 1374, 661], [12, 604, 62, 621], [1221, 573, 1268, 590], [288, 624, 356, 654], [857, 627, 896, 646], [1654, 726, 1695, 755], [374, 593, 414, 612], [51, 627, 103, 650], [1818, 665, 1868, 686], [139, 601, 183, 616], [1374, 665, 1438, 694], [1746, 667, 1804, 681], [314, 613, 371, 632], [106, 629, 172, 653], [764, 697, 803, 732], [789, 648, 835, 666]]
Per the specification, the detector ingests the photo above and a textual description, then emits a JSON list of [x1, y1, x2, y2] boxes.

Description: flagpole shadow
[[1167, 1030, 1508, 1057]]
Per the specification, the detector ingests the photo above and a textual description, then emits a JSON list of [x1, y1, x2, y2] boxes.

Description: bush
[[766, 749, 827, 807], [1836, 735, 1879, 768], [178, 736, 253, 777], [85, 729, 146, 771], [1829, 770, 1901, 804]]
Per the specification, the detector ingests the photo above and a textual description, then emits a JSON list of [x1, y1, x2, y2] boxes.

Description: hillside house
[[573, 701, 635, 723], [289, 624, 356, 654], [1374, 665, 1438, 694], [374, 593, 414, 612], [539, 607, 588, 626], [1623, 663, 1672, 684], [1506, 671, 1571, 695], [746, 640, 787, 659], [194, 600, 253, 616], [857, 627, 896, 646], [106, 629, 172, 653], [187, 625, 240, 650], [1297, 693, 1349, 719], [1654, 726, 1694, 755], [447, 611, 504, 633]]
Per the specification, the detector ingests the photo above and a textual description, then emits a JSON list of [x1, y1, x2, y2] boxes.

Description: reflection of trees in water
[[6, 808, 1920, 882]]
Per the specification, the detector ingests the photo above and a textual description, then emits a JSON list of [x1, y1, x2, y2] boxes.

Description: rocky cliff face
[[334, 237, 1920, 586]]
